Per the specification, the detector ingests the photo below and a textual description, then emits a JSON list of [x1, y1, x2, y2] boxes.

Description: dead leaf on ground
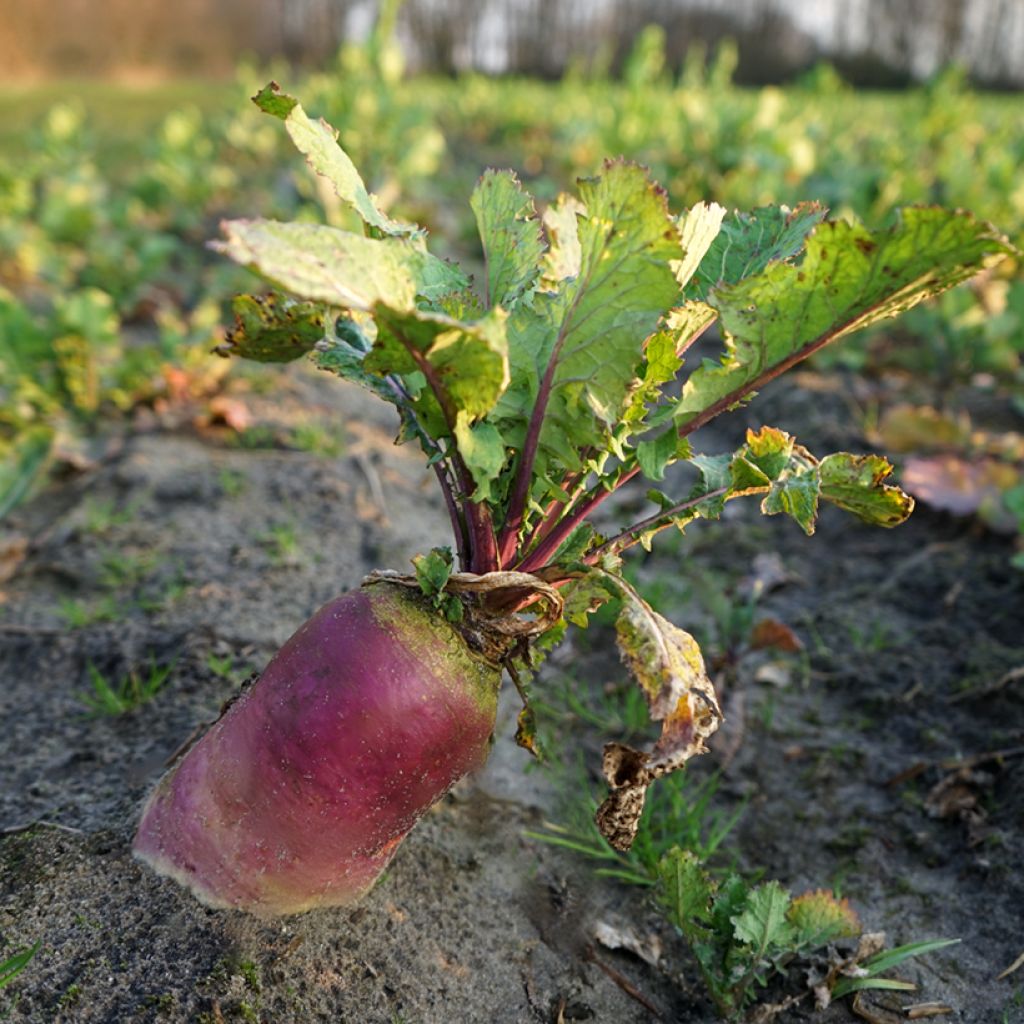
[[902, 455, 1019, 529], [592, 919, 662, 967], [852, 989, 910, 1024], [924, 766, 995, 847], [197, 395, 253, 433], [996, 950, 1024, 981], [738, 552, 798, 598], [750, 617, 804, 653], [872, 405, 971, 454], [0, 532, 28, 584], [904, 1002, 954, 1019], [754, 661, 795, 687]]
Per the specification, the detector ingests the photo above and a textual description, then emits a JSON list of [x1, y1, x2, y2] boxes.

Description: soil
[[1, 364, 1022, 1024]]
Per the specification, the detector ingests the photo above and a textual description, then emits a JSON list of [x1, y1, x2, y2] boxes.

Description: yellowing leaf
[[819, 453, 914, 528], [591, 573, 721, 851], [253, 81, 420, 240], [787, 889, 861, 947]]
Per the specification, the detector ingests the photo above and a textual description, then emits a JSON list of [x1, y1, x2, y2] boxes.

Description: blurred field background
[[2, 5, 1024, 1020], [2, 0, 1023, 548]]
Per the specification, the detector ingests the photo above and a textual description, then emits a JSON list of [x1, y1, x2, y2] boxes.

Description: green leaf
[[710, 874, 751, 942], [553, 523, 599, 565], [313, 316, 392, 399], [454, 414, 507, 500], [216, 220, 469, 312], [676, 208, 1013, 432], [761, 462, 819, 535], [858, 938, 961, 977], [0, 427, 53, 520], [688, 453, 733, 519], [470, 170, 545, 309], [737, 425, 795, 482], [818, 453, 914, 527], [831, 938, 960, 999], [253, 82, 420, 239], [412, 546, 454, 601], [313, 317, 441, 455], [493, 161, 684, 499], [731, 881, 794, 956], [654, 847, 714, 940], [786, 890, 861, 948], [0, 940, 41, 991], [636, 428, 681, 481], [215, 293, 327, 363], [368, 305, 510, 428], [689, 202, 826, 300], [833, 977, 918, 995]]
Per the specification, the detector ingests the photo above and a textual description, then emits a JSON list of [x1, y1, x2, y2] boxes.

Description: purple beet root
[[133, 583, 500, 915]]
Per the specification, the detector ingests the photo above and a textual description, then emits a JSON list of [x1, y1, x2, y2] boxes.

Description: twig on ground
[[996, 950, 1024, 981], [0, 623, 65, 636], [354, 451, 389, 522], [905, 1002, 954, 1019], [1, 820, 84, 837], [948, 665, 1024, 704], [584, 945, 664, 1021]]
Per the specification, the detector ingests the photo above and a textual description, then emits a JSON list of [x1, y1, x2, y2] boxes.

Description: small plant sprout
[[0, 939, 41, 1015], [133, 82, 1014, 915], [830, 937, 961, 999], [0, 942, 40, 991], [80, 658, 175, 716], [654, 850, 958, 1019]]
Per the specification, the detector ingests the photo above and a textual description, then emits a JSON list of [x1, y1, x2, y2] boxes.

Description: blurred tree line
[[1, 0, 1021, 87]]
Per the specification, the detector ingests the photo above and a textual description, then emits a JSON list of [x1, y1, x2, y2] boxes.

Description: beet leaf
[[215, 83, 1016, 849]]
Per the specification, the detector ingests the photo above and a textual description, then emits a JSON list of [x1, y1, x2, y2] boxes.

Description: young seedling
[[0, 939, 41, 1016], [79, 658, 174, 716], [655, 849, 957, 1019], [133, 82, 1014, 915]]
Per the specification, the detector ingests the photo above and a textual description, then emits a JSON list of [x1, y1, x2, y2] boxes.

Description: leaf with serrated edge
[[787, 890, 860, 948], [655, 848, 715, 939], [253, 82, 420, 239], [636, 428, 680, 481], [676, 208, 1013, 431], [732, 881, 794, 956], [454, 414, 507, 500], [689, 202, 826, 300], [215, 220, 418, 310], [471, 170, 546, 309], [623, 303, 715, 435], [216, 293, 327, 363], [494, 162, 684, 506], [369, 305, 509, 427], [761, 462, 819, 535], [819, 453, 913, 527], [412, 546, 454, 599], [592, 572, 721, 851]]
